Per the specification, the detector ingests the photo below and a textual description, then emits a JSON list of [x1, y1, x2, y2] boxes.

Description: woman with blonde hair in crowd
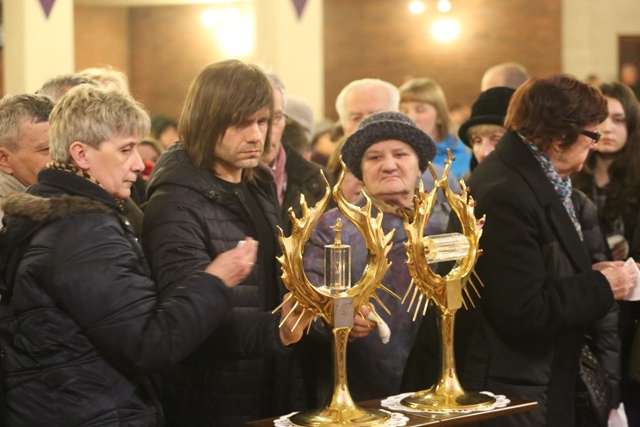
[[0, 85, 262, 426], [399, 77, 471, 179]]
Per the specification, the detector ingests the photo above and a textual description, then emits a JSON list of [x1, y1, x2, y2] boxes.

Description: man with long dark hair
[[142, 60, 309, 426]]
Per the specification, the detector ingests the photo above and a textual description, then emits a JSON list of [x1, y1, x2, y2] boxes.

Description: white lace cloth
[[273, 410, 409, 427], [381, 391, 510, 414]]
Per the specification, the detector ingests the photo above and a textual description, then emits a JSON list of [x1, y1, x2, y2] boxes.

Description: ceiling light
[[409, 1, 425, 14], [431, 18, 460, 42], [437, 0, 452, 13]]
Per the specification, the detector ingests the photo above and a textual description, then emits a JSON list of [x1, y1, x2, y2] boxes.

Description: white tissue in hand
[[607, 234, 625, 249], [366, 311, 391, 344], [624, 257, 640, 301]]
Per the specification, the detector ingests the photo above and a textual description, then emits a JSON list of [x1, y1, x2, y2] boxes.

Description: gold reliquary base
[[401, 385, 496, 412], [290, 405, 391, 427]]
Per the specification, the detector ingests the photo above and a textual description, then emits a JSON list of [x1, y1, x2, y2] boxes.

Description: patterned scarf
[[46, 161, 125, 211], [271, 144, 288, 207], [521, 137, 583, 240], [369, 194, 415, 220]]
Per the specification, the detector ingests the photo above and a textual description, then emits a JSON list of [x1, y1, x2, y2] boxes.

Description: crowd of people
[[0, 60, 638, 427]]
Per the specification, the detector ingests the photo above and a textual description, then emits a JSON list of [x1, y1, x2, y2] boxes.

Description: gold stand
[[401, 152, 495, 412], [274, 164, 398, 427], [400, 311, 493, 411], [291, 327, 390, 427]]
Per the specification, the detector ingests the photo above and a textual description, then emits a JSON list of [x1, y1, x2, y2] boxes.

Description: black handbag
[[575, 344, 611, 427], [629, 321, 640, 382]]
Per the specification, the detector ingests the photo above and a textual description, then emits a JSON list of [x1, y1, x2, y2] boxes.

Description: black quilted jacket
[[0, 168, 233, 426], [142, 144, 297, 427]]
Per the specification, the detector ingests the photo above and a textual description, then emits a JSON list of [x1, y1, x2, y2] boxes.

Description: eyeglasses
[[580, 129, 601, 143], [273, 112, 288, 124]]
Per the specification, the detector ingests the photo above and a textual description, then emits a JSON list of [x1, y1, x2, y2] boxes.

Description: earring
[[554, 147, 563, 160]]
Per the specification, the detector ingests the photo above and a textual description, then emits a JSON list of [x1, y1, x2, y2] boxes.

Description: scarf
[[369, 194, 415, 221], [271, 144, 288, 207], [521, 137, 583, 240], [46, 161, 125, 211]]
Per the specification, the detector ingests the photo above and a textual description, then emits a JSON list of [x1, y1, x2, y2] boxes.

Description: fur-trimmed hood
[[0, 192, 115, 297], [0, 169, 121, 299], [2, 192, 112, 223]]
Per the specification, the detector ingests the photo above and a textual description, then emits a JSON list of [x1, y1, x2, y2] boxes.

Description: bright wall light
[[431, 18, 460, 42], [201, 5, 255, 58], [437, 0, 452, 13], [409, 0, 425, 14], [201, 9, 219, 27]]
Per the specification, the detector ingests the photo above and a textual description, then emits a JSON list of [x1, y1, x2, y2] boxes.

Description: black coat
[[142, 144, 294, 427], [404, 132, 614, 427], [572, 189, 622, 408], [280, 145, 334, 236], [0, 168, 233, 427]]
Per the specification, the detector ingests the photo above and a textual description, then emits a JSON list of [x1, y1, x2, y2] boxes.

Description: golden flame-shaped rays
[[273, 157, 399, 426], [400, 149, 494, 412], [402, 151, 486, 314], [274, 158, 399, 331]]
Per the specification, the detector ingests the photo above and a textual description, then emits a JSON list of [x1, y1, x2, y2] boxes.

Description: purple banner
[[40, 0, 56, 19], [292, 0, 308, 20]]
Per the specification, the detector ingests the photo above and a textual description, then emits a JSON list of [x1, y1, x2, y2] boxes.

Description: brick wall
[[323, 0, 561, 119], [75, 6, 130, 78], [128, 5, 226, 121], [72, 0, 561, 123]]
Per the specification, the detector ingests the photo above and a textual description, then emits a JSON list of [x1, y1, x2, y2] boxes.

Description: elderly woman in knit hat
[[303, 111, 444, 403]]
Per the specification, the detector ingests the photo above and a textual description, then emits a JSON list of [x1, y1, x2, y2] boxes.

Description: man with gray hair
[[37, 73, 99, 102], [260, 70, 332, 235], [331, 78, 460, 223], [0, 93, 54, 226], [480, 61, 530, 92], [335, 78, 400, 137]]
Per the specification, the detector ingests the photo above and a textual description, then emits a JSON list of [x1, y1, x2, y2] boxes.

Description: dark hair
[[504, 73, 607, 151], [573, 82, 640, 224], [179, 60, 274, 173], [282, 117, 311, 155], [150, 115, 178, 139], [139, 139, 163, 156]]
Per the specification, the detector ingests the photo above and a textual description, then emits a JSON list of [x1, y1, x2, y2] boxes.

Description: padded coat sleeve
[[142, 187, 290, 359], [472, 183, 613, 339], [46, 212, 233, 376]]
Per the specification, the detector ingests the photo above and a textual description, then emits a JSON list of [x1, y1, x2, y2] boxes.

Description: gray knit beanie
[[341, 111, 436, 180]]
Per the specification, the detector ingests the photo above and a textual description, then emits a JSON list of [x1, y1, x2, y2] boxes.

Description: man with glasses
[[260, 70, 332, 235]]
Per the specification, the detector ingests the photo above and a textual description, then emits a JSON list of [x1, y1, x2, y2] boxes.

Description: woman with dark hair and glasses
[[573, 82, 640, 260], [451, 74, 636, 427], [573, 82, 640, 426]]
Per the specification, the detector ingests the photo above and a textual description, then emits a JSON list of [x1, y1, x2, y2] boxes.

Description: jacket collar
[[36, 168, 121, 210], [0, 171, 27, 197], [495, 131, 591, 270]]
